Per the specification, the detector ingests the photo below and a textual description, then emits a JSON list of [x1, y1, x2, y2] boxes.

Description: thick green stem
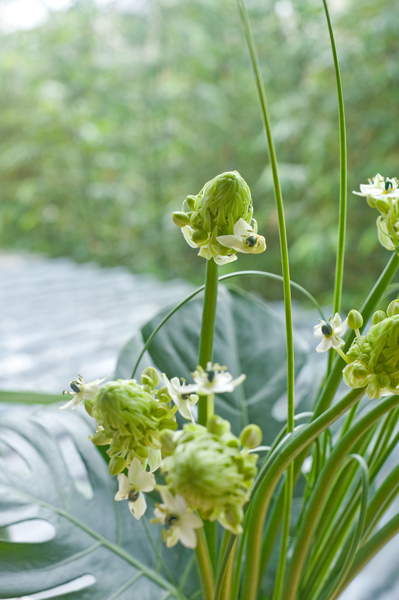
[[198, 258, 219, 425], [195, 528, 215, 600], [197, 257, 219, 572]]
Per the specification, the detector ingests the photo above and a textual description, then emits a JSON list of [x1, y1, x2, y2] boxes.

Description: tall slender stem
[[237, 3, 295, 598]]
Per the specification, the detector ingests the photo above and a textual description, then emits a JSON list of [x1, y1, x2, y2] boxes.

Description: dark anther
[[128, 490, 140, 502], [385, 181, 392, 192], [321, 324, 333, 336], [207, 370, 216, 382], [165, 514, 179, 528], [246, 235, 257, 248], [70, 383, 81, 393]]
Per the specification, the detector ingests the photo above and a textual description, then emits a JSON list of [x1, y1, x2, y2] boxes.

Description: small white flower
[[114, 458, 155, 520], [353, 174, 399, 200], [216, 218, 266, 255], [161, 374, 199, 422], [152, 489, 202, 549], [60, 374, 107, 410], [191, 362, 246, 395], [314, 314, 348, 353]]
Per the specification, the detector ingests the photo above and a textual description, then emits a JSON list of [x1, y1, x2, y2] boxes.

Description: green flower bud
[[207, 415, 231, 437], [185, 195, 196, 211], [90, 428, 111, 446], [191, 229, 209, 245], [160, 430, 176, 457], [109, 455, 127, 476], [387, 299, 399, 317], [240, 424, 263, 449], [162, 422, 258, 533], [372, 310, 387, 325], [347, 310, 363, 331], [91, 379, 177, 473], [140, 367, 159, 390], [172, 211, 191, 228]]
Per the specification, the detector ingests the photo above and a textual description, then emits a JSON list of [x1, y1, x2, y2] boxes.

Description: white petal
[[178, 523, 198, 549], [128, 492, 147, 520], [115, 473, 130, 501], [135, 469, 156, 493], [234, 218, 253, 237], [316, 337, 332, 353]]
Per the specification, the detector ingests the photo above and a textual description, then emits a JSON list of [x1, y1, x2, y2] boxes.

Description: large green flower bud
[[91, 378, 177, 474], [161, 419, 259, 534], [173, 171, 265, 265], [343, 311, 399, 399]]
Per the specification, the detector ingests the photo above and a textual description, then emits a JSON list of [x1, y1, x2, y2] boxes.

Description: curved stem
[[283, 394, 399, 600], [239, 388, 364, 600]]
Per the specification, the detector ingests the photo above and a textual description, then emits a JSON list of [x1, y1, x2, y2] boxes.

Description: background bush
[[1, 0, 398, 307]]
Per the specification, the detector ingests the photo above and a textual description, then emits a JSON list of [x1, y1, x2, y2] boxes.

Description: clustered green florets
[[86, 375, 177, 475], [173, 171, 257, 264], [343, 303, 399, 399], [161, 416, 260, 534]]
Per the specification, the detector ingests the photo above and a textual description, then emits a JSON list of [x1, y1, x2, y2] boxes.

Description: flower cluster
[[342, 301, 399, 399], [61, 362, 252, 548], [87, 375, 177, 475], [160, 416, 261, 535], [354, 174, 399, 250], [173, 171, 266, 264]]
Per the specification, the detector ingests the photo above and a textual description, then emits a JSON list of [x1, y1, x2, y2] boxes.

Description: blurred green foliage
[[0, 0, 398, 307]]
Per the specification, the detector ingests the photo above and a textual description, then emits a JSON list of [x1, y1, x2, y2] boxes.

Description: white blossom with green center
[[160, 374, 199, 422], [152, 489, 202, 549], [216, 218, 266, 255], [60, 375, 107, 411], [190, 362, 246, 396], [314, 313, 348, 352], [115, 458, 156, 520]]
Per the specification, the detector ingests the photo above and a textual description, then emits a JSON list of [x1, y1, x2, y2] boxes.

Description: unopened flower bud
[[191, 229, 209, 244], [207, 415, 231, 437], [347, 310, 363, 331], [172, 211, 191, 227], [387, 299, 399, 317], [140, 367, 159, 390], [185, 195, 196, 211], [160, 430, 176, 457], [372, 310, 387, 325], [109, 455, 127, 476], [240, 424, 263, 449]]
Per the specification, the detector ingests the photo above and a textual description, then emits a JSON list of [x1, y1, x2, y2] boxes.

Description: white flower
[[161, 374, 199, 422], [114, 458, 155, 520], [152, 489, 202, 549], [191, 362, 246, 395], [216, 218, 266, 255], [314, 314, 348, 353], [182, 225, 238, 265], [60, 375, 107, 410], [353, 174, 399, 200]]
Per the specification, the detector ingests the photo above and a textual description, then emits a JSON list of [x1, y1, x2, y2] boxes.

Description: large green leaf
[[0, 408, 197, 600], [116, 286, 320, 442]]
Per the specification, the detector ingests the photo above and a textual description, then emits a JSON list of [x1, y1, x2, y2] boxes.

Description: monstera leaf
[[0, 408, 198, 600], [116, 286, 320, 442]]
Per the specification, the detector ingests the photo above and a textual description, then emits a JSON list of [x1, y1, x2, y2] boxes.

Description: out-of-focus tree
[[0, 0, 398, 306]]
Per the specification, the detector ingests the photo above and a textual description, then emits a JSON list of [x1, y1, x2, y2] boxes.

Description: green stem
[[283, 394, 399, 600], [237, 4, 295, 598], [328, 513, 399, 600], [322, 0, 347, 318], [198, 258, 219, 425], [195, 528, 215, 600], [196, 258, 219, 573], [240, 388, 364, 600]]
